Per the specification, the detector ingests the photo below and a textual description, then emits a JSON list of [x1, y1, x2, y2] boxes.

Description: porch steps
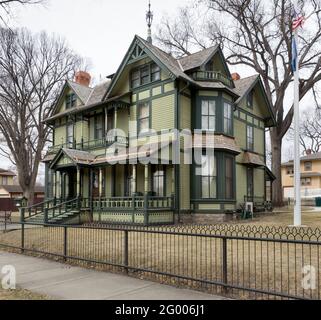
[[26, 211, 80, 225]]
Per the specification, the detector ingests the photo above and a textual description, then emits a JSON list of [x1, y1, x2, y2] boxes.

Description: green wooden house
[[37, 34, 275, 225]]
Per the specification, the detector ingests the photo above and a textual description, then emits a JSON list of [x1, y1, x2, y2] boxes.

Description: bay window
[[224, 102, 233, 135]]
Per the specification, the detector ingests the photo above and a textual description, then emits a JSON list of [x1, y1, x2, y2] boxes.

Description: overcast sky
[[12, 0, 192, 82]]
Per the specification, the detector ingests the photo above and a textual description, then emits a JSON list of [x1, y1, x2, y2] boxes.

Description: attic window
[[66, 93, 77, 109], [131, 62, 161, 89], [247, 90, 254, 109]]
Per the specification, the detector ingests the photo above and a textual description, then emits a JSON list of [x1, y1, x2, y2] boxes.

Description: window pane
[[151, 63, 161, 81], [139, 104, 149, 118], [209, 117, 215, 131], [225, 157, 234, 199], [210, 177, 217, 198], [139, 118, 149, 132], [209, 101, 216, 115], [202, 101, 208, 115], [141, 66, 150, 85], [202, 178, 210, 199], [202, 116, 208, 130]]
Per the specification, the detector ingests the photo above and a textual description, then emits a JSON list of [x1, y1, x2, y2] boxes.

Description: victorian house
[[36, 29, 275, 225]]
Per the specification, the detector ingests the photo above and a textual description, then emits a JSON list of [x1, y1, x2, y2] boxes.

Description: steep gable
[[234, 75, 276, 127]]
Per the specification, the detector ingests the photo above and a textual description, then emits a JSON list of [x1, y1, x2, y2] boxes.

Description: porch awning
[[242, 152, 265, 167], [193, 134, 241, 154]]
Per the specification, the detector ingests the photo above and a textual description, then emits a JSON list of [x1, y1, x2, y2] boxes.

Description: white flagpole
[[293, 25, 302, 227]]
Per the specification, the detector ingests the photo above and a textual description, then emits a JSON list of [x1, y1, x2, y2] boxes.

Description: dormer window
[[131, 62, 161, 89], [247, 90, 254, 109], [66, 93, 76, 110]]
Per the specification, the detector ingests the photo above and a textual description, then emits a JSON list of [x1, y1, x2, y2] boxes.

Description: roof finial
[[146, 0, 153, 44]]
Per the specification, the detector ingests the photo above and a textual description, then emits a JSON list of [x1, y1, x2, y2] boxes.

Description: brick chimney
[[306, 149, 312, 156], [75, 71, 91, 87], [231, 73, 241, 81]]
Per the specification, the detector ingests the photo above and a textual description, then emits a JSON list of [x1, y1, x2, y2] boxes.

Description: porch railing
[[191, 70, 234, 88], [86, 195, 175, 212], [47, 135, 129, 154], [45, 197, 80, 222], [23, 198, 59, 221]]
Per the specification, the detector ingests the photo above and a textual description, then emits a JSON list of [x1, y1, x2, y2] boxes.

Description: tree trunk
[[271, 130, 284, 207], [23, 187, 35, 207]]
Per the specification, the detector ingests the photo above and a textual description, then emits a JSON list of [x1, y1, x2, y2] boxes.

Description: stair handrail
[[22, 198, 56, 221], [45, 197, 80, 223]]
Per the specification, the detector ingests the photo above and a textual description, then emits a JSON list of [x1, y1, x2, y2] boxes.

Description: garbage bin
[[315, 197, 321, 207]]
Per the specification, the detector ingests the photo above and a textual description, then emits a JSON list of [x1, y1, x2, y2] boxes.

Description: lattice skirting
[[93, 211, 174, 225]]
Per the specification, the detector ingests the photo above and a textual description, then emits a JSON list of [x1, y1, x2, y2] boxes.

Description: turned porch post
[[53, 171, 57, 198], [57, 171, 62, 199], [132, 165, 137, 195], [144, 165, 150, 194], [99, 168, 104, 197], [77, 167, 81, 198]]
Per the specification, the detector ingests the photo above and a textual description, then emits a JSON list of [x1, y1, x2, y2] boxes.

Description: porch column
[[77, 167, 81, 198], [144, 165, 150, 194], [114, 107, 118, 130], [171, 165, 175, 194], [57, 171, 62, 199], [105, 107, 108, 136], [132, 165, 137, 195], [99, 168, 104, 197], [53, 171, 57, 198]]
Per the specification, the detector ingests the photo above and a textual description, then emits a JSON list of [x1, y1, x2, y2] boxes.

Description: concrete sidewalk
[[0, 252, 227, 300]]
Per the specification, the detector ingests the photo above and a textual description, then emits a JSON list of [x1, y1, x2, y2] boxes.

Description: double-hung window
[[247, 125, 254, 151], [201, 100, 216, 131], [223, 102, 233, 135], [153, 165, 165, 197], [151, 63, 161, 82], [66, 93, 76, 110], [247, 90, 254, 109], [247, 167, 254, 199], [95, 114, 104, 140], [225, 157, 234, 199], [67, 124, 74, 148], [138, 102, 150, 134], [201, 153, 217, 199]]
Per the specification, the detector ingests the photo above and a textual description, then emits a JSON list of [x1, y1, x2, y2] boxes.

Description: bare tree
[[288, 109, 321, 154], [0, 28, 82, 204], [156, 0, 321, 206], [0, 0, 44, 25]]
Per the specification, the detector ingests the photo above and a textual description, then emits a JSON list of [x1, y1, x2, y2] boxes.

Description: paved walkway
[[0, 252, 227, 300]]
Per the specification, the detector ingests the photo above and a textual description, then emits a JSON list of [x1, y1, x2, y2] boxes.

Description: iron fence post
[[222, 237, 228, 293], [44, 208, 49, 224], [64, 226, 68, 262], [20, 208, 25, 223], [21, 223, 25, 253], [123, 230, 129, 274]]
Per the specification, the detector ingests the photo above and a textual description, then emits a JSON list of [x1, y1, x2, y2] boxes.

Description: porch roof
[[50, 148, 95, 169]]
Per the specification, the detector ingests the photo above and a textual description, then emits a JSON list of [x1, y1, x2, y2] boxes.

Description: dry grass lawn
[[0, 287, 50, 300], [1, 210, 321, 300]]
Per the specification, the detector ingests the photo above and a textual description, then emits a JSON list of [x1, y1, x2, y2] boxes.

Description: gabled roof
[[68, 80, 93, 104], [178, 46, 219, 72], [234, 75, 276, 127], [50, 148, 95, 169]]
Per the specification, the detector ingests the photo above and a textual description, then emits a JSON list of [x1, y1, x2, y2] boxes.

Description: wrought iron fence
[[0, 222, 321, 300]]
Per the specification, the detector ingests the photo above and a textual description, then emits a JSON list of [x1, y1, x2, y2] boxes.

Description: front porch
[[42, 150, 176, 225]]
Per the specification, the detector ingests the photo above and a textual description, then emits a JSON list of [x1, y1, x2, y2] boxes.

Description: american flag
[[292, 10, 305, 31]]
